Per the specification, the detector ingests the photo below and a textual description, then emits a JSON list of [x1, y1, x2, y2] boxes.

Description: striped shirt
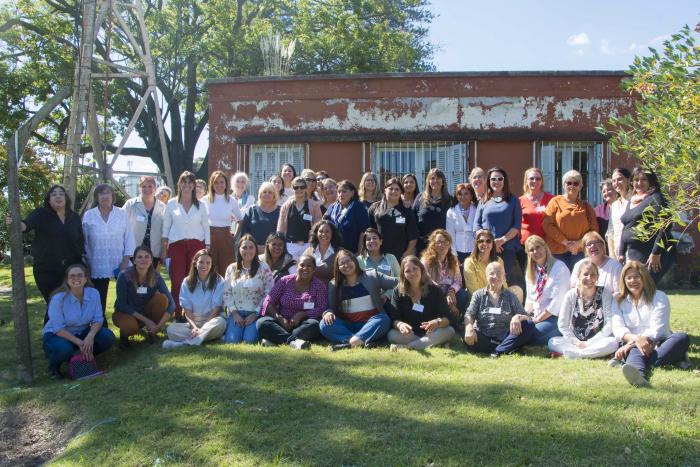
[[337, 282, 378, 323]]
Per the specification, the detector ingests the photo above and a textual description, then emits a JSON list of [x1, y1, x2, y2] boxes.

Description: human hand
[[510, 316, 523, 335], [321, 311, 336, 326], [645, 254, 661, 274], [396, 321, 413, 335], [464, 325, 477, 346], [243, 314, 258, 326], [233, 312, 245, 327], [420, 319, 438, 335], [636, 336, 654, 357]]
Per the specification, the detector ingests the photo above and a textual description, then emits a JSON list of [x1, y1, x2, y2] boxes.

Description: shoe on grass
[[288, 339, 310, 350], [162, 339, 186, 350], [675, 352, 692, 370], [187, 336, 204, 346], [332, 343, 352, 352], [261, 338, 276, 347], [607, 358, 622, 368], [549, 351, 563, 359], [389, 344, 407, 352], [622, 363, 651, 388], [48, 368, 64, 380], [489, 352, 500, 359]]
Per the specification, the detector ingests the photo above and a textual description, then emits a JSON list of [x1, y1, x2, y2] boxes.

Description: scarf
[[630, 187, 655, 206], [535, 264, 548, 302]]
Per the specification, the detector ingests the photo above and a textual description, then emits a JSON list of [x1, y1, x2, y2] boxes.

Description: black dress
[[368, 201, 418, 260]]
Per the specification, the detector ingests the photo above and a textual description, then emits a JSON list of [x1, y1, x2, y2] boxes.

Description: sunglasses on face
[[565, 181, 580, 187], [477, 238, 493, 244], [528, 176, 542, 181], [293, 185, 306, 190], [304, 177, 316, 182], [490, 177, 504, 182]]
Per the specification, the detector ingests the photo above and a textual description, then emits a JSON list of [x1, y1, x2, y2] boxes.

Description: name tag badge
[[136, 215, 146, 222], [488, 307, 502, 315], [303, 301, 315, 310], [536, 206, 546, 213], [378, 264, 391, 272], [412, 303, 424, 313], [302, 213, 313, 221], [395, 216, 406, 224], [137, 286, 148, 294]]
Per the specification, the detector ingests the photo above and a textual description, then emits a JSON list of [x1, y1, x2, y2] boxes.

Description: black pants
[[91, 277, 110, 328], [256, 316, 320, 344], [34, 269, 65, 323]]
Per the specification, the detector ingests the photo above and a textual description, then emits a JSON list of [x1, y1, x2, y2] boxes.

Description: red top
[[519, 192, 555, 244]]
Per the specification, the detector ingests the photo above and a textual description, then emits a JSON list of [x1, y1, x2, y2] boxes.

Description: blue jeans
[[42, 327, 115, 372], [319, 312, 391, 344], [223, 312, 259, 344], [531, 315, 561, 346], [554, 252, 584, 272], [623, 332, 689, 380], [494, 320, 536, 354]]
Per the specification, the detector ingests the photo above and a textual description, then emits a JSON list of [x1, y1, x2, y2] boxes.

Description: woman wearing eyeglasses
[[463, 229, 523, 303], [542, 170, 598, 271], [277, 176, 322, 260], [570, 231, 622, 294], [519, 168, 554, 272]]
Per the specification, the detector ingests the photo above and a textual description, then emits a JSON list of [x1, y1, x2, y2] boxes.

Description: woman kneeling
[[163, 249, 226, 348], [463, 262, 532, 356], [320, 249, 397, 351], [43, 264, 115, 379], [548, 260, 618, 359], [388, 256, 455, 350]]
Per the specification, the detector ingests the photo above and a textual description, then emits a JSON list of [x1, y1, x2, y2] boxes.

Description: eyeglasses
[[565, 180, 580, 187], [585, 241, 602, 248], [293, 186, 306, 190], [490, 177, 504, 182], [304, 177, 316, 182], [528, 176, 542, 181], [477, 238, 493, 244], [68, 273, 86, 279]]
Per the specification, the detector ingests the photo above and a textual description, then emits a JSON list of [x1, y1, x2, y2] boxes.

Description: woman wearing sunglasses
[[277, 176, 322, 260], [542, 170, 598, 271]]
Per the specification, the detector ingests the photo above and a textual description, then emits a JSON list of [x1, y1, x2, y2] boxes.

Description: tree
[[0, 0, 435, 181], [598, 23, 700, 241]]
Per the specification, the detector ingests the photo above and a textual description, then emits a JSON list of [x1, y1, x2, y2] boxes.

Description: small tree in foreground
[[598, 23, 700, 243]]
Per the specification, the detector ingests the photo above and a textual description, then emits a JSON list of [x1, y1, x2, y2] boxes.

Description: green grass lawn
[[1, 266, 698, 466]]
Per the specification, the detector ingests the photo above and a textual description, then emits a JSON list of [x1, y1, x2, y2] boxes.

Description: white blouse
[[570, 257, 622, 294], [179, 276, 224, 320], [446, 204, 477, 255], [607, 197, 629, 257], [201, 194, 243, 228], [525, 259, 571, 318], [82, 206, 136, 278], [162, 199, 210, 244], [611, 290, 672, 342]]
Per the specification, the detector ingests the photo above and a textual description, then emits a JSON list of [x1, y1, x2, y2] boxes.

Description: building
[[206, 71, 635, 203]]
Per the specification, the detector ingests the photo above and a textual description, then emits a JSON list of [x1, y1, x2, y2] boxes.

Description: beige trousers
[[166, 316, 227, 344], [387, 326, 455, 350]]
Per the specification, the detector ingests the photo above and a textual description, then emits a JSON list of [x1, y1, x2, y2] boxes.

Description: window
[[248, 144, 306, 195], [371, 141, 468, 192], [538, 141, 605, 204]]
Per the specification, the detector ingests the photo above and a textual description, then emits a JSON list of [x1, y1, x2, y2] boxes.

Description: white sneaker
[[563, 350, 579, 360], [162, 340, 186, 350], [608, 358, 622, 368], [389, 344, 407, 352], [261, 338, 276, 347], [622, 363, 651, 388], [187, 336, 204, 346], [288, 339, 310, 350]]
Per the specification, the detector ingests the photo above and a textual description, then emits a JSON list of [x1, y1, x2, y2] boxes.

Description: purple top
[[260, 274, 327, 320]]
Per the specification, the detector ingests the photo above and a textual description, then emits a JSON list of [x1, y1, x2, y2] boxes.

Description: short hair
[[93, 183, 115, 207], [485, 261, 506, 290], [43, 185, 73, 213], [156, 186, 171, 196], [581, 231, 606, 256], [631, 166, 661, 192], [616, 260, 656, 304], [453, 183, 477, 207], [337, 180, 359, 202], [562, 170, 583, 195], [232, 171, 249, 188], [139, 175, 157, 187], [257, 181, 279, 203], [600, 178, 614, 191]]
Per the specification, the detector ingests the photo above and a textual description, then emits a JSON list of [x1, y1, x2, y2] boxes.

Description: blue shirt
[[179, 276, 224, 319], [325, 200, 370, 252], [475, 195, 522, 251], [43, 287, 103, 335], [115, 268, 176, 315]]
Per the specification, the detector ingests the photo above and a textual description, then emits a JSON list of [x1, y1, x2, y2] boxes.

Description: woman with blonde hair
[[413, 168, 452, 254], [611, 260, 689, 387], [123, 175, 166, 269], [359, 172, 381, 208], [235, 181, 280, 254], [542, 169, 598, 271], [570, 231, 622, 294], [519, 167, 554, 272], [388, 256, 455, 350], [421, 229, 467, 322]]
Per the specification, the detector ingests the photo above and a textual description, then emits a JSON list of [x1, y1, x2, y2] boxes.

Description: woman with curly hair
[[421, 229, 467, 324]]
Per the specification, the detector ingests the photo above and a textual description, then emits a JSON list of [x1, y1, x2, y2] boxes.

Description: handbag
[[67, 354, 104, 380]]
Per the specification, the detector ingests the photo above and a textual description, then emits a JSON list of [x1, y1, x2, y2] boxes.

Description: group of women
[[7, 163, 688, 388]]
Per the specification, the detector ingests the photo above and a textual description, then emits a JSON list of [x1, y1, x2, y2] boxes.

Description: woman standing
[[195, 179, 207, 200], [257, 254, 326, 349], [201, 170, 243, 276], [359, 172, 381, 209], [155, 186, 172, 205], [519, 168, 554, 271], [303, 220, 342, 281], [595, 179, 616, 239], [161, 171, 210, 318], [321, 178, 338, 213], [542, 170, 598, 271], [388, 257, 455, 350], [324, 180, 371, 254], [523, 235, 570, 345], [269, 174, 287, 206], [368, 177, 418, 260], [570, 231, 622, 294], [320, 250, 396, 350], [231, 172, 256, 234], [42, 263, 116, 379], [475, 167, 522, 283], [606, 168, 631, 258], [277, 176, 323, 259], [82, 184, 135, 319], [619, 167, 674, 284], [548, 260, 617, 359], [611, 261, 690, 387], [413, 168, 452, 254], [401, 174, 419, 209], [163, 249, 226, 348], [6, 185, 84, 309], [259, 232, 297, 282], [280, 163, 297, 200], [223, 235, 274, 344], [469, 167, 487, 203], [421, 229, 467, 322], [236, 182, 280, 254], [123, 176, 166, 268], [446, 182, 478, 266], [113, 246, 175, 348]]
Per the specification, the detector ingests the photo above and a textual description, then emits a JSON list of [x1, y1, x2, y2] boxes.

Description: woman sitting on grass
[[302, 220, 342, 281], [321, 249, 397, 351], [42, 264, 116, 379], [257, 254, 327, 349], [162, 249, 226, 349], [113, 246, 175, 348], [570, 231, 622, 294], [223, 235, 274, 344], [548, 260, 618, 359], [388, 256, 455, 350], [463, 261, 530, 356], [463, 229, 523, 303], [610, 260, 690, 387], [357, 227, 401, 303], [421, 229, 467, 324], [259, 232, 296, 282]]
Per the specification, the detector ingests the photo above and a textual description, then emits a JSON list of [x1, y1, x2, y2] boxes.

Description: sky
[[115, 1, 699, 174]]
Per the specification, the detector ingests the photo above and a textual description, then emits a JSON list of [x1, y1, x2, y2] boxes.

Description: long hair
[[207, 170, 230, 203], [185, 249, 220, 292], [401, 173, 419, 202], [269, 174, 285, 198], [264, 232, 290, 267], [360, 227, 384, 256], [50, 263, 94, 300], [631, 166, 662, 193], [359, 172, 380, 204], [524, 235, 557, 284], [332, 249, 364, 313], [177, 171, 199, 208], [398, 256, 433, 296], [522, 167, 544, 195], [308, 220, 342, 249], [232, 234, 261, 280], [485, 166, 512, 201], [616, 260, 656, 304], [127, 245, 158, 288], [43, 185, 74, 213], [377, 177, 403, 212], [468, 229, 497, 263], [421, 168, 451, 207], [575, 259, 599, 287], [420, 229, 460, 282]]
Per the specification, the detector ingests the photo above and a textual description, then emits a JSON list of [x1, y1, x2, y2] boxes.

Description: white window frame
[[538, 141, 605, 204], [370, 141, 468, 192], [247, 143, 306, 196]]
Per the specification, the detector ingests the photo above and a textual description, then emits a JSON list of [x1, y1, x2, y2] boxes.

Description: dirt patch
[[0, 404, 79, 466]]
